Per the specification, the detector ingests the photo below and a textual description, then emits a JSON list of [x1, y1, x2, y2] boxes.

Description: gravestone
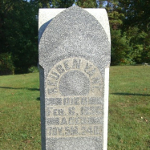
[[39, 6, 111, 150]]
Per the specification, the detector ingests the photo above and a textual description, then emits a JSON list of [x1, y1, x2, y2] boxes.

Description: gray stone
[[39, 6, 111, 150]]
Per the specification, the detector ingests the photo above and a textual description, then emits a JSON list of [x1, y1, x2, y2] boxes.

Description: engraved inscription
[[45, 58, 104, 138], [46, 58, 103, 97]]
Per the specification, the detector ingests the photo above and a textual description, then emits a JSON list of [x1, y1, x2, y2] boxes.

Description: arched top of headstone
[[39, 6, 111, 73]]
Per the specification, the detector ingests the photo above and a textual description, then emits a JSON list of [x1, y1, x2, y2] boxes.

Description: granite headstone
[[39, 6, 111, 150]]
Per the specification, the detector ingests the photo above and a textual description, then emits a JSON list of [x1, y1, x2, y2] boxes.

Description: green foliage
[[111, 30, 134, 65], [142, 34, 150, 63], [106, 0, 125, 30], [106, 0, 150, 65], [51, 0, 74, 8], [0, 53, 15, 75], [0, 0, 38, 74], [32, 0, 74, 8], [28, 66, 39, 73], [77, 0, 97, 8], [126, 27, 150, 64], [37, 0, 51, 8], [119, 0, 150, 31]]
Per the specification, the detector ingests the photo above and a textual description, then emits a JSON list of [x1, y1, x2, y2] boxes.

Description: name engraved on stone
[[46, 58, 103, 97], [45, 58, 104, 138]]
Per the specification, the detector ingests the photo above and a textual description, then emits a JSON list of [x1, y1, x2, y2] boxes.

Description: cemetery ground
[[0, 66, 150, 150]]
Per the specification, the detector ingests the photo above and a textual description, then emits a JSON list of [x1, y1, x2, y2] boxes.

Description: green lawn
[[0, 66, 150, 150], [0, 73, 41, 150], [109, 66, 150, 150]]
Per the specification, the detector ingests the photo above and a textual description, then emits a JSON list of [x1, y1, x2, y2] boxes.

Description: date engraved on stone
[[45, 58, 104, 138]]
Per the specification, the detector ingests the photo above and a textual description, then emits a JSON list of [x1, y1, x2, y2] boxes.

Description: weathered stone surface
[[39, 5, 111, 150]]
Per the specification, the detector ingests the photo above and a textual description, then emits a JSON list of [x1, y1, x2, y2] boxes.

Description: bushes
[[111, 27, 150, 65], [0, 53, 15, 75], [111, 30, 133, 65], [28, 66, 39, 73]]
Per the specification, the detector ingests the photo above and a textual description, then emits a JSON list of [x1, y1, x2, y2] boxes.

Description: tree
[[105, 0, 150, 64], [119, 0, 150, 31], [0, 0, 38, 73], [30, 0, 74, 8], [51, 0, 74, 8], [77, 0, 97, 8], [118, 0, 150, 63]]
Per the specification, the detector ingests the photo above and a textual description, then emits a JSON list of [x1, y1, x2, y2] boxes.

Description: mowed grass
[[108, 66, 150, 150], [0, 66, 150, 150], [0, 73, 41, 150]]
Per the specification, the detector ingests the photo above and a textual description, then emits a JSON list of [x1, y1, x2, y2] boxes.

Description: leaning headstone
[[39, 6, 111, 150]]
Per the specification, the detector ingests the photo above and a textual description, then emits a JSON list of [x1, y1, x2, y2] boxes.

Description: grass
[[108, 66, 150, 150], [0, 66, 150, 149], [0, 73, 41, 150]]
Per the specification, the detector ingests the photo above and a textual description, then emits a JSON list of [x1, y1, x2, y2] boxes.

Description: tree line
[[0, 0, 149, 74]]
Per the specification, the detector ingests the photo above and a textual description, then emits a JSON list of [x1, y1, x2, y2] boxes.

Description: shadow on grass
[[0, 86, 39, 91], [36, 97, 40, 101], [111, 93, 150, 96]]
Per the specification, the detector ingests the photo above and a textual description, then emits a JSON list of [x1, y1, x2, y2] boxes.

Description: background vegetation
[[0, 66, 150, 149], [0, 0, 150, 74]]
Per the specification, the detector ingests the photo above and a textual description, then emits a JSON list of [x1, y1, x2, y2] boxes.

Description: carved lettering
[[60, 117, 67, 125], [80, 106, 102, 115], [81, 126, 101, 135], [48, 127, 63, 136], [46, 58, 104, 137], [84, 63, 96, 77], [65, 126, 78, 136], [63, 60, 71, 71], [68, 107, 75, 115], [48, 88, 58, 94], [56, 65, 65, 75], [73, 59, 81, 69], [53, 109, 65, 116], [47, 125, 101, 137], [50, 71, 60, 80]]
